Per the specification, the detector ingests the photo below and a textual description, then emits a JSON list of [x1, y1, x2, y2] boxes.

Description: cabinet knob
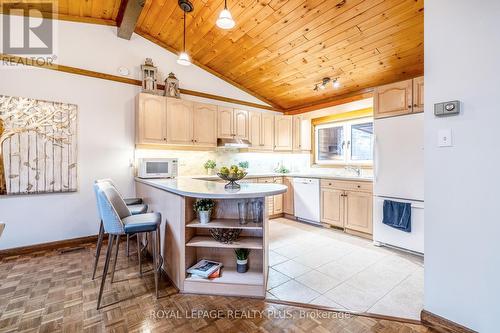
[[357, 185, 361, 188], [408, 105, 412, 109], [414, 104, 418, 107]]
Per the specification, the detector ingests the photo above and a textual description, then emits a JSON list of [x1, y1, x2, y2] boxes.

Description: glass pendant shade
[[177, 52, 191, 66], [216, 8, 235, 29]]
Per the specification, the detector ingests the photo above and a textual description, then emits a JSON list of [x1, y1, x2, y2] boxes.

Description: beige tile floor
[[266, 218, 424, 320]]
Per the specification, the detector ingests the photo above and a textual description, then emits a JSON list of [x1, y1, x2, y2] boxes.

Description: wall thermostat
[[434, 100, 460, 116]]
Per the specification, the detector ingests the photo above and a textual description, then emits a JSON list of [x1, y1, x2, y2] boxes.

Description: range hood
[[217, 138, 251, 148]]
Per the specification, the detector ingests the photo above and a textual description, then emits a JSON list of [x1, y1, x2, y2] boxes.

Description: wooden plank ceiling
[[4, 0, 424, 111]]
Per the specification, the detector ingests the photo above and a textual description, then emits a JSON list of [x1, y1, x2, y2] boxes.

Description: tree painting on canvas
[[0, 95, 78, 195]]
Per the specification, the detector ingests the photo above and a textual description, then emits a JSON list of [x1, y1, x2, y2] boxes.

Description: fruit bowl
[[217, 171, 247, 189]]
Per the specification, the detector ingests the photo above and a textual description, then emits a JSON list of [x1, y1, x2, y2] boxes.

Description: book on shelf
[[189, 268, 221, 280], [187, 259, 222, 278]]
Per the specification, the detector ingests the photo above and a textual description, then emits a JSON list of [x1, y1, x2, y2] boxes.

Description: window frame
[[314, 117, 373, 167]]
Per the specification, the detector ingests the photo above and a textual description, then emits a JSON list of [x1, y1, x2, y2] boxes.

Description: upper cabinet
[[374, 76, 424, 119], [217, 107, 249, 140], [166, 98, 193, 145], [274, 115, 293, 151], [136, 93, 167, 144], [412, 76, 424, 113], [292, 115, 312, 151], [249, 111, 274, 150], [193, 103, 217, 146]]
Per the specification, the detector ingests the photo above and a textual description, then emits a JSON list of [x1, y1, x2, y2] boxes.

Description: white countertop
[[135, 177, 287, 199], [191, 172, 373, 182]]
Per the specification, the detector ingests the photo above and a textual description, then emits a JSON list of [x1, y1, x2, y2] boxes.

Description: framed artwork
[[0, 95, 78, 195]]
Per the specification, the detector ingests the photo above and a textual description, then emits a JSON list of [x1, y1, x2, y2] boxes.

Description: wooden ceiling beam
[[117, 0, 147, 40]]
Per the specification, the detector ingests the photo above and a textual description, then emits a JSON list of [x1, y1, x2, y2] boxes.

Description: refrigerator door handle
[[373, 134, 379, 182]]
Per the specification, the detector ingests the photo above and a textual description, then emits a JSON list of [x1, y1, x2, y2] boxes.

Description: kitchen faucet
[[345, 166, 361, 177]]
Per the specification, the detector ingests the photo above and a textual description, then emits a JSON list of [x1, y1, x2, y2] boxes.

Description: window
[[315, 118, 373, 165]]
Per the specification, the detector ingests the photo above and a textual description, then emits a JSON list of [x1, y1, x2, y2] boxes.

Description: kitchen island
[[135, 177, 287, 298]]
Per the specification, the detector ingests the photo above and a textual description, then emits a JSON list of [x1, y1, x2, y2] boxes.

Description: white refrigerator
[[373, 113, 424, 254]]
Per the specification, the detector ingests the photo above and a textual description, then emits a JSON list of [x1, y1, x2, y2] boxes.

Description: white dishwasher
[[293, 178, 321, 224]]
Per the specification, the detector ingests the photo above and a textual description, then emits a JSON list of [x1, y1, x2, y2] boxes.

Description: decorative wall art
[[0, 95, 78, 195]]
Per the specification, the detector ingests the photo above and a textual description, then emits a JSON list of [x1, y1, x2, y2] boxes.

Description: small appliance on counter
[[137, 158, 178, 179]]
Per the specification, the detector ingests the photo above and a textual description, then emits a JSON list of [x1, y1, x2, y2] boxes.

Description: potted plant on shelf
[[234, 248, 250, 273], [204, 159, 216, 175], [194, 198, 216, 224], [238, 161, 249, 170]]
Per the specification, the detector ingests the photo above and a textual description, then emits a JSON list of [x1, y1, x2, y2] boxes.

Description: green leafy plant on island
[[238, 161, 249, 169], [193, 198, 216, 212]]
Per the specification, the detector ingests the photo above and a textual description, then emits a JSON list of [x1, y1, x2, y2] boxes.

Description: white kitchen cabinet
[[218, 107, 248, 140], [292, 115, 312, 151], [166, 98, 193, 145], [193, 103, 217, 146], [249, 111, 274, 150], [320, 187, 344, 227], [136, 93, 167, 144]]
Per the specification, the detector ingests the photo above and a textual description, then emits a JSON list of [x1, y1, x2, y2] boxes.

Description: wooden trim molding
[[311, 107, 373, 125], [0, 235, 98, 259], [0, 53, 280, 112], [285, 90, 374, 115], [421, 310, 477, 333]]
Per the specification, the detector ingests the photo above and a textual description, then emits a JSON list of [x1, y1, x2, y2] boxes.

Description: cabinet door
[[283, 177, 294, 215], [233, 109, 249, 140], [218, 106, 233, 138], [166, 98, 193, 145], [412, 76, 424, 113], [292, 116, 312, 151], [344, 190, 373, 234], [274, 115, 293, 151], [320, 188, 344, 227], [136, 93, 167, 144], [261, 112, 275, 151], [248, 111, 261, 148], [373, 79, 413, 119], [273, 194, 283, 214], [193, 102, 217, 146]]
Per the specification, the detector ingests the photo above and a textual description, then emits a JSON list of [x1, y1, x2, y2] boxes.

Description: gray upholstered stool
[[94, 184, 162, 309], [92, 179, 148, 280]]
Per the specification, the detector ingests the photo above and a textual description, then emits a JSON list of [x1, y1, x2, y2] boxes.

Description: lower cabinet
[[344, 190, 373, 234], [259, 177, 283, 216], [320, 179, 373, 237], [320, 187, 344, 228], [283, 177, 294, 215]]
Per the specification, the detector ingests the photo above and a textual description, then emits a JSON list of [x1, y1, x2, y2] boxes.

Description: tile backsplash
[[135, 149, 373, 178]]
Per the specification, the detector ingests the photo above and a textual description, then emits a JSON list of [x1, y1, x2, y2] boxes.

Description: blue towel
[[382, 200, 411, 233]]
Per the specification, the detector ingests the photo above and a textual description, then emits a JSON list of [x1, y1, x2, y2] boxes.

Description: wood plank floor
[[0, 241, 434, 332]]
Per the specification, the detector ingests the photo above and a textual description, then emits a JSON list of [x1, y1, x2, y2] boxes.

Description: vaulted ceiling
[[3, 0, 424, 111]]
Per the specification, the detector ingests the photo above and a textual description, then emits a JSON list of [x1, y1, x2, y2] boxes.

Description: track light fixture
[[313, 77, 340, 91]]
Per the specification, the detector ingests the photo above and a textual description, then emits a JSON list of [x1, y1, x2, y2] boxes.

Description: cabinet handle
[[408, 105, 412, 109], [163, 138, 167, 141], [414, 104, 418, 107], [357, 185, 361, 188]]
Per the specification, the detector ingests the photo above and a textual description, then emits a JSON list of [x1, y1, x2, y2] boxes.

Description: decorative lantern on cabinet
[[165, 72, 180, 98], [141, 58, 158, 94]]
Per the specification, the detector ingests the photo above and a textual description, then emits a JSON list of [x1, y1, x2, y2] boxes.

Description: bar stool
[[92, 179, 148, 280], [95, 184, 162, 309]]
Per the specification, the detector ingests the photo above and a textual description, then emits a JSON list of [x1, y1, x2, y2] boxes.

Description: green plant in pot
[[238, 161, 249, 170], [204, 159, 216, 175], [194, 198, 216, 224], [234, 248, 250, 273]]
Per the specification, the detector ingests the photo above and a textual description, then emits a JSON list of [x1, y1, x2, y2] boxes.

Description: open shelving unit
[[182, 198, 268, 298]]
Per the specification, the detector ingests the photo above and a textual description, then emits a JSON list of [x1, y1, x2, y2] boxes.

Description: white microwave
[[137, 158, 178, 179]]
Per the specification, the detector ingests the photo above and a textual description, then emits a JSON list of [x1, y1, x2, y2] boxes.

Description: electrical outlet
[[438, 129, 453, 147]]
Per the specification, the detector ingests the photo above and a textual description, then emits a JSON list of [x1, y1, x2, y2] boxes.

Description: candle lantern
[[165, 72, 180, 98], [141, 58, 158, 94]]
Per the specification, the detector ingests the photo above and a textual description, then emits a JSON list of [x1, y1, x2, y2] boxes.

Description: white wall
[[0, 16, 273, 250], [425, 1, 500, 332]]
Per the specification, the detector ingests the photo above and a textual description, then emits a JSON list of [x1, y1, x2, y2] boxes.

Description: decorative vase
[[198, 210, 211, 224], [236, 259, 248, 273], [206, 168, 214, 176]]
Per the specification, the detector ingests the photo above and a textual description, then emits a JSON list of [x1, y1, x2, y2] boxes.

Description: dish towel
[[382, 200, 412, 232]]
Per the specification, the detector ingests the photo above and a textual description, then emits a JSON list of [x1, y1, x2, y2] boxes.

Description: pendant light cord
[[183, 11, 186, 52], [224, 0, 228, 9]]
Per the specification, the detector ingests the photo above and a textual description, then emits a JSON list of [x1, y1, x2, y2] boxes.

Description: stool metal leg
[[126, 234, 130, 257], [152, 230, 159, 299], [92, 221, 104, 280], [137, 233, 142, 277], [110, 235, 121, 283], [97, 234, 114, 309]]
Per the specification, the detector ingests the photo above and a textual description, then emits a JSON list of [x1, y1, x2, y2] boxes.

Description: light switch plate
[[438, 129, 453, 147]]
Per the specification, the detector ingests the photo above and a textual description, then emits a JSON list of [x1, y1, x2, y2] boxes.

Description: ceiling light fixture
[[332, 78, 341, 89], [177, 0, 194, 66], [216, 0, 235, 30], [313, 77, 341, 91]]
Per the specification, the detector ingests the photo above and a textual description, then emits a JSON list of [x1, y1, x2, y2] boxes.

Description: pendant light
[[216, 0, 235, 30], [177, 1, 193, 66]]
